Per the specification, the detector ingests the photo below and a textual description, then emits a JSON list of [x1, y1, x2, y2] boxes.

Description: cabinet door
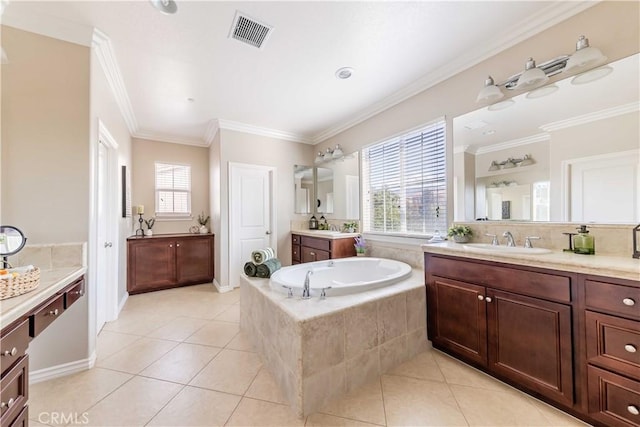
[[301, 246, 330, 263], [176, 236, 213, 284], [128, 240, 176, 293], [427, 276, 487, 365], [487, 289, 574, 406]]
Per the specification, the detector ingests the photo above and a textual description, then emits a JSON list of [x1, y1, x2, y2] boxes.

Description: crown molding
[[453, 145, 470, 155], [92, 28, 138, 135], [204, 120, 220, 145], [2, 5, 93, 46], [473, 133, 550, 155], [217, 119, 313, 144], [132, 130, 209, 147], [540, 101, 639, 132], [311, 1, 598, 144]]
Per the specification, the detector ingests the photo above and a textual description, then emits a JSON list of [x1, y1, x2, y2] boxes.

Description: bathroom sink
[[462, 243, 552, 255]]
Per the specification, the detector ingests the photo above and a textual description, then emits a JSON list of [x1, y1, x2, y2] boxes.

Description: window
[[362, 119, 447, 236], [155, 162, 191, 217]]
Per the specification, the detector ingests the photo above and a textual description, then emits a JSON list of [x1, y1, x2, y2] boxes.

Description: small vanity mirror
[[0, 225, 27, 267], [294, 165, 314, 214]]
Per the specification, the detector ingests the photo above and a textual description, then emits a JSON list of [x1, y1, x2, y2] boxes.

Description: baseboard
[[118, 292, 129, 314], [30, 351, 97, 384], [213, 278, 234, 293]]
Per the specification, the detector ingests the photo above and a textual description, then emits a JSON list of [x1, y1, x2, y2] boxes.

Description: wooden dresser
[[127, 233, 214, 294], [291, 233, 356, 264]]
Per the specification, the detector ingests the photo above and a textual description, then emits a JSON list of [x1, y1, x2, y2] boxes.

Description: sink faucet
[[503, 231, 516, 247], [302, 270, 313, 299]]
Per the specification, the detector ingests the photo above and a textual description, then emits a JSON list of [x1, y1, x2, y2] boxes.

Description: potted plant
[[354, 235, 366, 256], [197, 212, 210, 234], [144, 218, 156, 236], [343, 221, 358, 233], [447, 224, 473, 243]]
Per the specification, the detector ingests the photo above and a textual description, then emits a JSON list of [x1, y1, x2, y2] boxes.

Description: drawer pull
[[477, 295, 484, 301], [73, 290, 85, 296], [623, 298, 636, 306], [0, 397, 15, 409], [628, 405, 640, 416], [49, 308, 59, 316], [1, 347, 17, 357], [485, 297, 493, 303], [625, 344, 637, 353]]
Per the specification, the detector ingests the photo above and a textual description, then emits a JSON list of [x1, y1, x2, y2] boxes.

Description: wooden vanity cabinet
[[127, 233, 214, 294], [580, 275, 640, 427], [425, 254, 575, 407], [291, 234, 355, 265]]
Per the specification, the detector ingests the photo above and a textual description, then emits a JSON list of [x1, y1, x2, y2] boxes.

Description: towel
[[255, 258, 281, 278], [252, 247, 275, 265], [244, 262, 257, 277]]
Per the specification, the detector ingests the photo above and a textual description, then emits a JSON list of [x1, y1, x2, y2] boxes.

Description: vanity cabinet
[[291, 234, 355, 265], [1, 276, 84, 427], [581, 275, 640, 427], [127, 234, 214, 294], [425, 254, 575, 407]]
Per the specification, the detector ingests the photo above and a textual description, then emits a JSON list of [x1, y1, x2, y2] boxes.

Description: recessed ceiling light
[[187, 97, 195, 103], [335, 67, 354, 80], [149, 0, 177, 15]]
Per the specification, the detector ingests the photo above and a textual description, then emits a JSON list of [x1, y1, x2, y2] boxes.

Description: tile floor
[[30, 284, 589, 426]]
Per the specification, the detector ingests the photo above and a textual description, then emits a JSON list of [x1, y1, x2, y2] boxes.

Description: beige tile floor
[[30, 284, 590, 427]]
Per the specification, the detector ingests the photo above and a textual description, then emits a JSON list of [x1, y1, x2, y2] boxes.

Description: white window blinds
[[362, 119, 447, 235], [155, 162, 191, 216]]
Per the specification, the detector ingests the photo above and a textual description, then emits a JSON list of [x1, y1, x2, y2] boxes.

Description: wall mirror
[[293, 151, 360, 219], [453, 53, 639, 223], [0, 225, 27, 267]]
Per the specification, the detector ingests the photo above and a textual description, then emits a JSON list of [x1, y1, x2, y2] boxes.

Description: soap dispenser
[[309, 215, 318, 230], [574, 225, 595, 255]]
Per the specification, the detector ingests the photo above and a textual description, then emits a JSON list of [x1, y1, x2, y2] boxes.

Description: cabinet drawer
[[301, 246, 330, 263], [8, 404, 27, 427], [0, 355, 28, 427], [586, 311, 640, 380], [64, 277, 85, 309], [301, 236, 331, 252], [29, 294, 64, 338], [292, 234, 301, 245], [292, 245, 301, 262], [427, 256, 571, 302], [585, 279, 640, 321], [0, 319, 28, 375], [588, 365, 640, 427]]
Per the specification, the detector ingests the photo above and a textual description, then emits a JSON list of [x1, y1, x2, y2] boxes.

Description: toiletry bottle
[[573, 225, 595, 255], [309, 215, 318, 230]]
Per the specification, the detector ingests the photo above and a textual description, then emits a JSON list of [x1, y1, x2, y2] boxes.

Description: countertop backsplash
[[8, 242, 87, 270]]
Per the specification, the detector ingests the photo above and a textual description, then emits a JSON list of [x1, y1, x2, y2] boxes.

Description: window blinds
[[363, 119, 447, 235], [155, 163, 191, 215]]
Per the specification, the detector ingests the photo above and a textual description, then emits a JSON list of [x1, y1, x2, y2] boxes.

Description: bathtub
[[270, 257, 412, 296]]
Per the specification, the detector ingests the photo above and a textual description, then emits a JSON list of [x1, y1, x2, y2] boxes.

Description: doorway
[[228, 163, 276, 289]]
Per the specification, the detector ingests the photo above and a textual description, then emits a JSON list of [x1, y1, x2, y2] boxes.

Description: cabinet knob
[[73, 290, 85, 296], [628, 405, 639, 416], [49, 308, 59, 316], [485, 297, 493, 303], [623, 298, 636, 306], [176, 244, 180, 247], [624, 344, 637, 353], [169, 244, 173, 248], [1, 347, 17, 357], [1, 397, 15, 409], [477, 295, 484, 301]]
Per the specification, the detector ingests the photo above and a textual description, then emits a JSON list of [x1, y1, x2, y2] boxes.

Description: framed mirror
[[0, 225, 27, 267], [453, 53, 639, 223]]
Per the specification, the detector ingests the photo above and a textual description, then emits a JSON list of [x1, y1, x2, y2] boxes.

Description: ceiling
[[2, 1, 596, 146]]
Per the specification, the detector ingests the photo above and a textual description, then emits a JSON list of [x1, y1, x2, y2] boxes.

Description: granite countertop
[[0, 267, 86, 327], [421, 241, 639, 282], [292, 230, 360, 240]]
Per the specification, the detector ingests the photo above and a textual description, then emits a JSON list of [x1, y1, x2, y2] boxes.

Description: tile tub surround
[[239, 269, 427, 417]]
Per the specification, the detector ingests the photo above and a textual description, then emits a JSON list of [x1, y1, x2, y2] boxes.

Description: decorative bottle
[[573, 225, 595, 255]]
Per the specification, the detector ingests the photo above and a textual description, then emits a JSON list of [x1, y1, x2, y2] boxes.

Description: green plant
[[197, 212, 210, 226], [447, 224, 472, 237], [144, 218, 156, 230], [343, 221, 358, 232]]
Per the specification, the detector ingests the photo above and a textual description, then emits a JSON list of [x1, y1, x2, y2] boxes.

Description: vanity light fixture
[[332, 144, 344, 159], [516, 58, 549, 90], [476, 76, 504, 103], [487, 154, 534, 171], [314, 152, 324, 164], [315, 145, 344, 164], [488, 161, 500, 171], [149, 0, 178, 14], [564, 35, 607, 74]]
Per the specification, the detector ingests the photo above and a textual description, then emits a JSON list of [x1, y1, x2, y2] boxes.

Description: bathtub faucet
[[327, 260, 335, 267], [302, 270, 313, 299]]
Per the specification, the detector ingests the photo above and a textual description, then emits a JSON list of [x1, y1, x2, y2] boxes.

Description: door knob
[[104, 242, 112, 248], [266, 231, 271, 235]]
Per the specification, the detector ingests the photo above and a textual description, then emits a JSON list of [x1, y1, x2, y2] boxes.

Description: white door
[[96, 141, 108, 331], [229, 163, 275, 288], [568, 150, 639, 222]]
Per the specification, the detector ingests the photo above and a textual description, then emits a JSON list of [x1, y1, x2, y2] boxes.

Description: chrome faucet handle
[[282, 285, 294, 298], [502, 231, 516, 247], [524, 236, 541, 248], [485, 233, 499, 246], [320, 286, 332, 300]]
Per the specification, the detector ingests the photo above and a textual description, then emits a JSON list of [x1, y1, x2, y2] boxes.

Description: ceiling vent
[[229, 11, 273, 49]]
